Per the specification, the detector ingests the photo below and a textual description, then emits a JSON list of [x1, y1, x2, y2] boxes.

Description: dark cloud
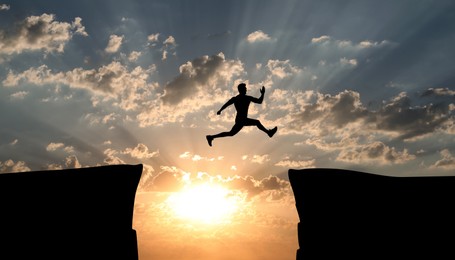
[[225, 174, 290, 200], [420, 88, 455, 98], [290, 89, 453, 141], [161, 52, 243, 105], [0, 13, 87, 55], [291, 90, 368, 130], [337, 141, 415, 164], [161, 53, 225, 105], [373, 92, 452, 140]]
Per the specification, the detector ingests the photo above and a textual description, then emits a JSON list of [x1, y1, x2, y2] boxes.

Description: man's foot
[[268, 127, 278, 137], [206, 135, 214, 146]]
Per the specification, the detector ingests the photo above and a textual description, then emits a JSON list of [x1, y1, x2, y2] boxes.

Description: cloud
[[46, 155, 82, 170], [266, 60, 302, 79], [275, 158, 316, 168], [340, 57, 358, 67], [225, 174, 291, 201], [431, 149, 455, 170], [289, 90, 368, 131], [10, 91, 28, 100], [286, 89, 453, 141], [161, 52, 244, 105], [269, 87, 453, 166], [147, 33, 159, 43], [337, 141, 416, 165], [123, 143, 159, 159], [0, 13, 87, 55], [246, 30, 273, 43], [128, 51, 141, 62], [103, 148, 125, 165], [46, 142, 74, 153], [139, 165, 292, 203], [311, 35, 331, 44], [0, 159, 30, 173], [3, 61, 157, 111], [421, 87, 455, 97], [163, 35, 176, 46], [253, 154, 275, 164], [0, 4, 10, 11], [105, 34, 124, 53], [159, 35, 177, 61], [71, 17, 88, 37], [64, 155, 82, 168], [311, 35, 392, 50], [373, 92, 453, 140], [179, 151, 223, 162]]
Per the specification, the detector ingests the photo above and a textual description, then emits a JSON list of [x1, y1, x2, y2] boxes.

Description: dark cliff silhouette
[[0, 164, 142, 259], [289, 168, 455, 259], [206, 83, 277, 146]]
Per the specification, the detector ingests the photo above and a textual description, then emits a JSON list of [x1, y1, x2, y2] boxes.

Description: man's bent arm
[[217, 98, 235, 114]]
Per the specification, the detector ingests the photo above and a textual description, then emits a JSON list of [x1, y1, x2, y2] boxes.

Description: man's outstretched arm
[[217, 97, 235, 115], [251, 86, 265, 104]]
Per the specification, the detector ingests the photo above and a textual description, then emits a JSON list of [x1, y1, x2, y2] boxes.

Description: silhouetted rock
[[289, 168, 455, 259], [0, 164, 142, 260]]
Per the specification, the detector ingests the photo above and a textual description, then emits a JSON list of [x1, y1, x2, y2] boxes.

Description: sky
[[1, 0, 455, 259]]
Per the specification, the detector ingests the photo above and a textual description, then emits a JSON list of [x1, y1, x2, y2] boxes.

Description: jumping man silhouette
[[206, 83, 277, 146]]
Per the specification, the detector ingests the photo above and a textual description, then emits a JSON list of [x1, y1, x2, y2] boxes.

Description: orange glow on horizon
[[166, 183, 242, 224]]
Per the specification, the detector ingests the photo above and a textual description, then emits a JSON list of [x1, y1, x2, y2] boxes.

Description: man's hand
[[217, 110, 221, 115], [260, 86, 265, 94]]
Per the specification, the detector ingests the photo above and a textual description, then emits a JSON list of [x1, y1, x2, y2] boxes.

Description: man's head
[[237, 83, 247, 95]]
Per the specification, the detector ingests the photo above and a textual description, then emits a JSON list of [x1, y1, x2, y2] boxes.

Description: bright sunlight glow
[[167, 184, 240, 224]]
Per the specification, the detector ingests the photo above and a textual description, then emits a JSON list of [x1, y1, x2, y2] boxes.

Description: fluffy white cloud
[[266, 59, 302, 79], [46, 155, 82, 170], [0, 4, 10, 11], [431, 149, 455, 170], [128, 51, 141, 62], [46, 142, 75, 153], [123, 143, 159, 159], [10, 91, 28, 99], [340, 57, 358, 66], [311, 35, 392, 50], [311, 35, 330, 44], [275, 158, 316, 168], [0, 159, 30, 173], [103, 148, 125, 165], [0, 13, 87, 55], [163, 35, 176, 46], [147, 33, 160, 43], [3, 61, 157, 111], [105, 34, 124, 53], [65, 155, 81, 168], [246, 30, 272, 43], [179, 151, 223, 162], [421, 87, 455, 97]]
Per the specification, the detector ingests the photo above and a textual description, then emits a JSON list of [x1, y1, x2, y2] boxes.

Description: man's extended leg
[[206, 123, 243, 146], [246, 118, 278, 138]]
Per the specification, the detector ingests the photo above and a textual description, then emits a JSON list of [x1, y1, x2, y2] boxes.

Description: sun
[[166, 183, 240, 224]]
